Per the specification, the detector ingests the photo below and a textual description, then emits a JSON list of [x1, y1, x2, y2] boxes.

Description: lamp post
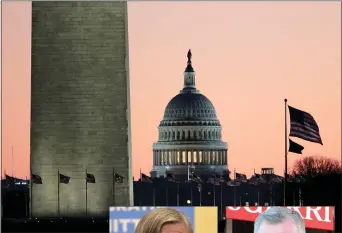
[[186, 200, 191, 206]]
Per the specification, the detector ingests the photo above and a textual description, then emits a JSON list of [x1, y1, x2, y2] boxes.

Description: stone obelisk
[[30, 1, 133, 217]]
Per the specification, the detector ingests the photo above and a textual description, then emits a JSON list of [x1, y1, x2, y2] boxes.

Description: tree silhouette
[[292, 155, 341, 177], [292, 156, 341, 232]]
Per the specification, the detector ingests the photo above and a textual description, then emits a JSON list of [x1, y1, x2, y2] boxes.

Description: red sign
[[226, 206, 334, 231]]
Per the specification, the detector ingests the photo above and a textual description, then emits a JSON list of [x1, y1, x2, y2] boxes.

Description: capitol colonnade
[[153, 149, 227, 166], [158, 127, 222, 141]]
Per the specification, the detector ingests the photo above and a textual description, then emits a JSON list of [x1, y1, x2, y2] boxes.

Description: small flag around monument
[[141, 173, 152, 182], [31, 174, 43, 184], [288, 139, 304, 154], [5, 174, 16, 181], [115, 173, 124, 183], [288, 106, 323, 145], [59, 174, 70, 184], [86, 173, 95, 183]]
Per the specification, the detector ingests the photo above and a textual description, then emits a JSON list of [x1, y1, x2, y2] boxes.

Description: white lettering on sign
[[109, 219, 141, 233], [305, 207, 331, 222], [226, 206, 332, 223], [110, 207, 161, 212], [226, 206, 272, 213]]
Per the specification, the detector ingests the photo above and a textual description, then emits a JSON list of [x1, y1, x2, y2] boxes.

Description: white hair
[[254, 207, 306, 233]]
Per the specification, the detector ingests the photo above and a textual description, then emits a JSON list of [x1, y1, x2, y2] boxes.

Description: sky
[[2, 1, 341, 180]]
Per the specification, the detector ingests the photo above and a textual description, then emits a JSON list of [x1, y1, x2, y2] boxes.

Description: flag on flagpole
[[31, 174, 43, 184], [191, 173, 202, 183], [288, 106, 323, 145], [114, 173, 124, 183], [86, 173, 95, 183], [166, 172, 176, 182], [288, 139, 304, 154], [235, 173, 247, 181], [59, 174, 70, 184], [141, 173, 153, 183], [5, 174, 16, 182]]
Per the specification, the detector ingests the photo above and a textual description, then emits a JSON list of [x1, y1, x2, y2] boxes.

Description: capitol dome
[[150, 50, 228, 181], [161, 92, 220, 123]]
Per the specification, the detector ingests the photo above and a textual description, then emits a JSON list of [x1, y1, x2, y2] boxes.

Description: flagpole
[[30, 170, 33, 218], [187, 164, 190, 181], [257, 190, 260, 205], [153, 186, 156, 206], [213, 181, 216, 206], [165, 180, 169, 206], [199, 184, 202, 206], [113, 168, 116, 206], [12, 146, 14, 177], [270, 183, 273, 206], [177, 182, 180, 206], [190, 184, 193, 206], [293, 189, 296, 206], [85, 169, 88, 216], [25, 176, 28, 217], [220, 182, 223, 218], [284, 98, 288, 206], [233, 185, 236, 205], [57, 169, 60, 216]]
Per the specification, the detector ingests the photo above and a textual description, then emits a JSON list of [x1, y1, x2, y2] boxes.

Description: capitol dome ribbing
[[151, 50, 228, 180]]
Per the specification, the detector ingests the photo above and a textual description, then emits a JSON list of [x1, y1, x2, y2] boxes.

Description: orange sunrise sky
[[1, 1, 341, 180]]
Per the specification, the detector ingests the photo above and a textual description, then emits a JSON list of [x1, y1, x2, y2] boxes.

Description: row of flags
[[138, 171, 295, 187], [27, 171, 125, 185]]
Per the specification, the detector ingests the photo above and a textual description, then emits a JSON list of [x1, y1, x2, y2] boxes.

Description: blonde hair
[[135, 208, 193, 233]]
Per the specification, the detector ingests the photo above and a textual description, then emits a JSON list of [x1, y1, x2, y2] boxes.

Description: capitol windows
[[154, 149, 226, 166], [198, 151, 202, 163], [177, 131, 180, 140], [211, 151, 216, 164], [205, 151, 210, 164], [160, 152, 164, 165], [164, 152, 168, 164], [215, 151, 218, 164], [182, 151, 186, 164]]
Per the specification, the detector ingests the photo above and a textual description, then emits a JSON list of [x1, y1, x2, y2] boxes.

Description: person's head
[[254, 207, 306, 233], [135, 208, 193, 233]]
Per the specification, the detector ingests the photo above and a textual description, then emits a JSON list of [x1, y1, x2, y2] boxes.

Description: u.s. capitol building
[[151, 50, 228, 180]]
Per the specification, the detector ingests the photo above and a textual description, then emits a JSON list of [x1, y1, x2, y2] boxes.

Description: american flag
[[166, 172, 176, 182], [227, 180, 240, 186], [288, 106, 323, 145], [141, 173, 152, 183], [270, 176, 283, 183]]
